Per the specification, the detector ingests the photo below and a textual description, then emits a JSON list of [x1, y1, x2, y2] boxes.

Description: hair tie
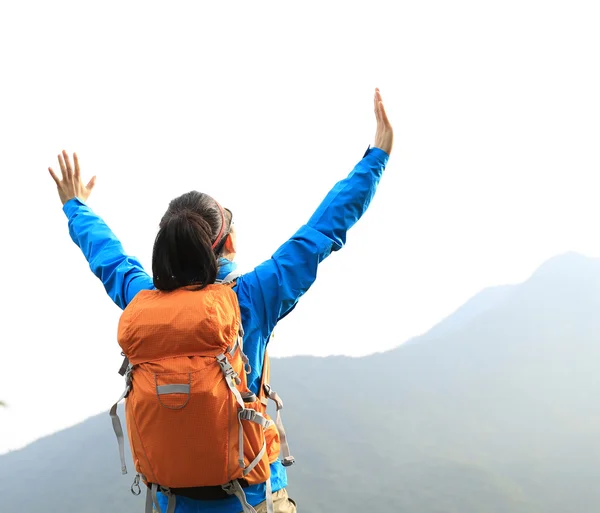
[[211, 201, 227, 249]]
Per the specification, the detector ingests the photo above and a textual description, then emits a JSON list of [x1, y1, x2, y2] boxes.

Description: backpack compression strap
[[109, 363, 133, 474], [144, 483, 176, 513], [260, 337, 295, 467], [216, 343, 274, 475], [263, 383, 295, 467], [222, 478, 274, 513], [218, 327, 275, 513]]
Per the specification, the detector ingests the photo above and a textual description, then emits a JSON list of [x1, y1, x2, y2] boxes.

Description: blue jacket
[[62, 146, 389, 512]]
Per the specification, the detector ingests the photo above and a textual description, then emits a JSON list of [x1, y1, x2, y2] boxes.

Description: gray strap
[[164, 489, 176, 513], [275, 408, 294, 466], [152, 484, 162, 513], [238, 414, 245, 468], [227, 372, 246, 409], [243, 439, 267, 476], [156, 384, 190, 395], [217, 354, 248, 469], [228, 336, 241, 356], [109, 384, 131, 474], [222, 480, 258, 513], [145, 485, 154, 513], [145, 484, 174, 513], [239, 408, 273, 429], [266, 478, 274, 513], [219, 270, 243, 284], [241, 351, 251, 374], [228, 334, 251, 375], [217, 354, 246, 409], [264, 385, 295, 467]]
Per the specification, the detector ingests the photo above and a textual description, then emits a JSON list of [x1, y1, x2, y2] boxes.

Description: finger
[[376, 89, 385, 121], [378, 100, 391, 127], [57, 153, 67, 180], [62, 150, 73, 175], [86, 175, 97, 190], [374, 90, 382, 123], [73, 152, 81, 179], [48, 167, 60, 186], [376, 90, 384, 114], [374, 88, 382, 118]]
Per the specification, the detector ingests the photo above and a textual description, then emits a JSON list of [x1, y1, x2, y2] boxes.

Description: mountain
[[414, 283, 516, 341], [2, 252, 600, 513]]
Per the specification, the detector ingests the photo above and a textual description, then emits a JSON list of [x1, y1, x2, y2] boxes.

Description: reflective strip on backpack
[[156, 384, 190, 395]]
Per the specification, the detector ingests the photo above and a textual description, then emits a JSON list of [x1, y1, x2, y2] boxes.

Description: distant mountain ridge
[[2, 251, 600, 513], [419, 284, 516, 341]]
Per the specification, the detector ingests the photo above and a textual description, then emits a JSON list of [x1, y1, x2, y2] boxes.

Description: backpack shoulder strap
[[216, 270, 243, 285]]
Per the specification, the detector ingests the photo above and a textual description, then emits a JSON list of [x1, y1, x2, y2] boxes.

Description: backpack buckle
[[118, 355, 130, 376], [124, 365, 134, 391], [217, 354, 241, 385], [130, 474, 141, 496], [221, 481, 235, 495], [239, 408, 257, 422], [282, 456, 296, 467]]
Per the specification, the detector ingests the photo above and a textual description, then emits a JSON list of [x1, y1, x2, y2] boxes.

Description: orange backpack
[[109, 281, 294, 513]]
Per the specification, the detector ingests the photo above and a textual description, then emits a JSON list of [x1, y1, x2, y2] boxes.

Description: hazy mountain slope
[[2, 252, 599, 513]]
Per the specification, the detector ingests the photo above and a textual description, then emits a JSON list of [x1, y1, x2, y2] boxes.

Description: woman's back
[[48, 88, 393, 513]]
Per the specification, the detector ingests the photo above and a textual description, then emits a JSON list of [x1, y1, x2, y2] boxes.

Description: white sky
[[1, 0, 599, 454]]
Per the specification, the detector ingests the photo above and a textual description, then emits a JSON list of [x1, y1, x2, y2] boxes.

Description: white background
[[1, 0, 599, 453]]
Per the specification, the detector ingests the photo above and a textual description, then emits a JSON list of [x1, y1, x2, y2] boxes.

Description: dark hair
[[152, 191, 231, 291]]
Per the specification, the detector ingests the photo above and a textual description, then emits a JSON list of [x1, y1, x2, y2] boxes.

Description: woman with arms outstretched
[[48, 88, 393, 513]]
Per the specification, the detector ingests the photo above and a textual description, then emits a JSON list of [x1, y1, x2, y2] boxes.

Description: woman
[[48, 88, 393, 513]]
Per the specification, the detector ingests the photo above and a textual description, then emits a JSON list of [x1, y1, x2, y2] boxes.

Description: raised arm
[[49, 151, 154, 309], [236, 88, 393, 335]]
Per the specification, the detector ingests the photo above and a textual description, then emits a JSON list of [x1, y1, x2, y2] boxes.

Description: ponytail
[[152, 209, 218, 291]]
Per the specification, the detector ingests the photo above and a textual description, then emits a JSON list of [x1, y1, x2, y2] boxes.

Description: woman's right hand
[[49, 150, 97, 205], [373, 88, 393, 156]]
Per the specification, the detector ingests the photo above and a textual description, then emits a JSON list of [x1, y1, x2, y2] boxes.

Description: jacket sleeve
[[62, 199, 155, 309], [235, 146, 389, 337]]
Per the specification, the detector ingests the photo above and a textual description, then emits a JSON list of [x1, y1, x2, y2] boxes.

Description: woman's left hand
[[49, 150, 97, 205]]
